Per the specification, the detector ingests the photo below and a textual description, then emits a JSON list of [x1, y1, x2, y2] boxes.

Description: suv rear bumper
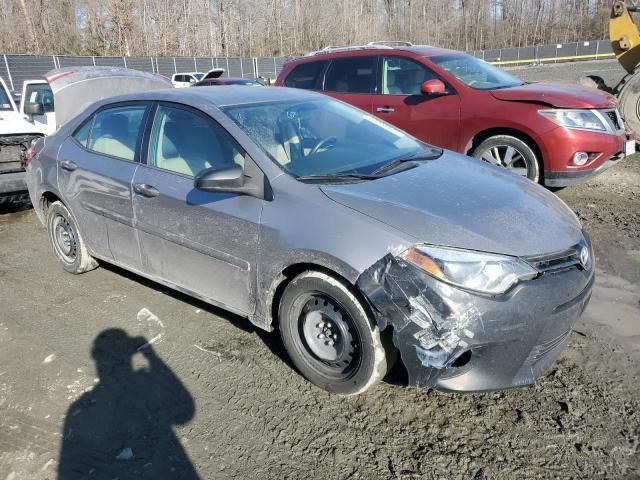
[[0, 171, 27, 195]]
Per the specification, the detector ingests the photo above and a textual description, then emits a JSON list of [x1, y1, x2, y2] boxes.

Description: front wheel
[[472, 135, 540, 183], [278, 271, 391, 395]]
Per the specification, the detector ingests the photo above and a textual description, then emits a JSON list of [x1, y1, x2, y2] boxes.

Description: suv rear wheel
[[472, 135, 540, 183], [278, 271, 391, 395], [46, 200, 98, 274]]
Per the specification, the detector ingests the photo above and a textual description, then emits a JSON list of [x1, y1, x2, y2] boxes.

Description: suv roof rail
[[366, 40, 414, 47], [304, 44, 397, 56]]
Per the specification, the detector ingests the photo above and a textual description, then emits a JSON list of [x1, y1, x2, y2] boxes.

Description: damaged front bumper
[[357, 253, 594, 392]]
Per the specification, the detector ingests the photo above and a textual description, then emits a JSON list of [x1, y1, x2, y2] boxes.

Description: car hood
[[490, 82, 617, 109], [321, 154, 583, 258]]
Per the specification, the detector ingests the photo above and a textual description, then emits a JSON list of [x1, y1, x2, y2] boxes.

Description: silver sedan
[[26, 68, 594, 395]]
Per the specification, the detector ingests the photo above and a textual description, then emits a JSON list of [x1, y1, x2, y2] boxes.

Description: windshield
[[223, 98, 439, 178], [431, 54, 523, 90], [0, 83, 12, 111]]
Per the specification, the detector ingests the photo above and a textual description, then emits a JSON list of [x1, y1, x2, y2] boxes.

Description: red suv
[[277, 44, 635, 187]]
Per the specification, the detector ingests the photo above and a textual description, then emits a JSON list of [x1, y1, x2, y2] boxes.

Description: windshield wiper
[[295, 172, 377, 183], [371, 151, 441, 176]]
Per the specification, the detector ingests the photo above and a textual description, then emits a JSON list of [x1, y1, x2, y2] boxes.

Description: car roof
[[294, 45, 463, 62], [104, 85, 320, 108]]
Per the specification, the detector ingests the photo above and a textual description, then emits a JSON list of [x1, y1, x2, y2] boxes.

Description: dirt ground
[[1, 61, 639, 480]]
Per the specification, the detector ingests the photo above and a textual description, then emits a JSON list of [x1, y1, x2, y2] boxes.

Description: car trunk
[[44, 66, 173, 127]]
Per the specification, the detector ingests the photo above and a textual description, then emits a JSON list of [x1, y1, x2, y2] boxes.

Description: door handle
[[60, 160, 78, 171], [133, 183, 160, 198], [376, 107, 395, 113]]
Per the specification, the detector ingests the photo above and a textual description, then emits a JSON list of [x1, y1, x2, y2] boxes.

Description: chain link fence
[[1, 40, 614, 93], [0, 54, 289, 93]]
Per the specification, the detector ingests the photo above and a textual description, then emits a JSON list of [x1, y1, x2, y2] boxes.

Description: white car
[[0, 77, 55, 203], [171, 72, 204, 88]]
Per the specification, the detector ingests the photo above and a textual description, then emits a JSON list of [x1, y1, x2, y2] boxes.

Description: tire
[[472, 135, 541, 183], [46, 200, 98, 274], [616, 72, 640, 141], [278, 271, 390, 395]]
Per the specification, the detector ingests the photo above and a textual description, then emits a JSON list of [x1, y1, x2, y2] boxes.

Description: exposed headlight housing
[[402, 245, 538, 295], [539, 109, 608, 133]]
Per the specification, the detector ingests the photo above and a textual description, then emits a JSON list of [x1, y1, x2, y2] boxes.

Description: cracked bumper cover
[[357, 254, 594, 392]]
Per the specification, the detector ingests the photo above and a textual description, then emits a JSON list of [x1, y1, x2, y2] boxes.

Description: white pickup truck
[[0, 77, 55, 204]]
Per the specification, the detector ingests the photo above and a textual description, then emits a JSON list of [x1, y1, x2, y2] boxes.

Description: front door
[[371, 56, 461, 151], [57, 103, 149, 268], [132, 103, 262, 315]]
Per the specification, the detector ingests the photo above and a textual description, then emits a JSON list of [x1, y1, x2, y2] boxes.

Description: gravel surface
[[0, 60, 639, 480]]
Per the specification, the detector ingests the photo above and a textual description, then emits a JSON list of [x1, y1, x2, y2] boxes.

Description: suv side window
[[148, 105, 245, 177], [324, 57, 376, 94], [284, 61, 327, 90], [382, 56, 439, 96], [74, 105, 147, 161]]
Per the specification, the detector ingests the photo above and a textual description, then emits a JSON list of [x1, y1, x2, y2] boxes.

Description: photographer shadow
[[58, 329, 200, 479]]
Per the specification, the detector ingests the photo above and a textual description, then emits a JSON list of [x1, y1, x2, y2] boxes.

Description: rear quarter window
[[284, 61, 327, 90], [324, 57, 377, 94]]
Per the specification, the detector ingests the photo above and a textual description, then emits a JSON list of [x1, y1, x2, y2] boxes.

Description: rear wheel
[[278, 271, 391, 395], [472, 135, 540, 183], [46, 201, 98, 274]]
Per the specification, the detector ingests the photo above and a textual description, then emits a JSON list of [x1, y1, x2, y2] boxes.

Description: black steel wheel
[[46, 200, 98, 274], [279, 271, 391, 395]]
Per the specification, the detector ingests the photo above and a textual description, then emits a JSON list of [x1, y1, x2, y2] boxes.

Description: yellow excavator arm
[[610, 1, 640, 73]]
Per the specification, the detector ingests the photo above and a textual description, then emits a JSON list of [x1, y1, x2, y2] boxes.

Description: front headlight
[[538, 109, 608, 132], [402, 245, 538, 295]]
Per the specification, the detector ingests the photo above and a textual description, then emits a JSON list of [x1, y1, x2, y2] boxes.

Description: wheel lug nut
[[333, 334, 338, 340], [318, 333, 325, 339], [316, 323, 323, 328], [327, 340, 334, 346]]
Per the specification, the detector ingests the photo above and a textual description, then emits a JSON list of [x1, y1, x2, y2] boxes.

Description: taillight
[[25, 139, 40, 164]]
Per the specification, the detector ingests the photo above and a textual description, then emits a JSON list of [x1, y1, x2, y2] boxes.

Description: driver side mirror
[[24, 102, 45, 117], [194, 165, 244, 192], [420, 79, 446, 95]]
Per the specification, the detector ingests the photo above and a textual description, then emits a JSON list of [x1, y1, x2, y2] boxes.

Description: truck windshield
[[222, 98, 440, 178], [0, 83, 12, 111], [431, 54, 524, 90]]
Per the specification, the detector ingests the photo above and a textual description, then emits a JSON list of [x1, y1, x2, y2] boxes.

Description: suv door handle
[[60, 160, 78, 171], [376, 107, 395, 113], [133, 183, 160, 198]]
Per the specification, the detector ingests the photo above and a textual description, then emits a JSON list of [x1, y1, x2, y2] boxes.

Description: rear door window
[[382, 56, 440, 95], [324, 57, 377, 94], [74, 105, 147, 161], [284, 61, 327, 90]]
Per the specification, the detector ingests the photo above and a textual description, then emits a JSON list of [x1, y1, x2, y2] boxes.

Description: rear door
[[321, 56, 376, 113], [20, 80, 56, 135], [132, 103, 262, 315], [57, 102, 151, 268], [370, 56, 461, 150]]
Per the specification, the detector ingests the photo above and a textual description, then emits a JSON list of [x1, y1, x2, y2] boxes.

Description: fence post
[[596, 40, 600, 57], [273, 57, 277, 77], [173, 57, 177, 74], [226, 58, 230, 76], [240, 58, 244, 78], [3, 55, 14, 91], [92, 56, 96, 66], [123, 56, 127, 68]]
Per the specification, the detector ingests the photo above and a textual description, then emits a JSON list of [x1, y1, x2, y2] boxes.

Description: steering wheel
[[310, 136, 338, 156]]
